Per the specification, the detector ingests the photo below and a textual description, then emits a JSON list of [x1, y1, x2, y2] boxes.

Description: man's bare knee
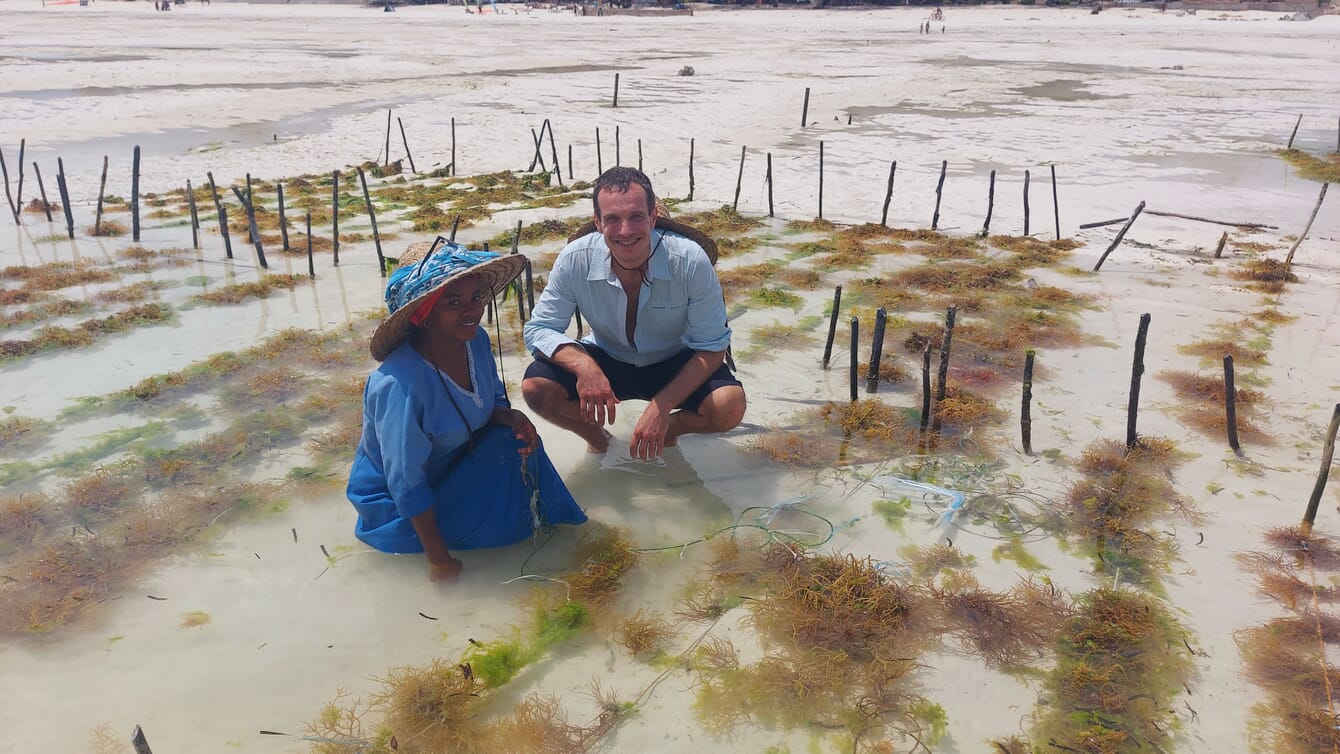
[[703, 386, 746, 433], [521, 377, 566, 415]]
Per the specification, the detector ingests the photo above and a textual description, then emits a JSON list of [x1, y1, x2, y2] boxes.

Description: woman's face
[[423, 275, 489, 346]]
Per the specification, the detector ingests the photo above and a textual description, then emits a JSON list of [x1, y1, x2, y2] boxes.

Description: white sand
[[1, 2, 1339, 753]]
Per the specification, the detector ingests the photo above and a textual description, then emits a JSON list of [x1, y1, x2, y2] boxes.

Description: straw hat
[[369, 239, 526, 361], [567, 202, 718, 265]]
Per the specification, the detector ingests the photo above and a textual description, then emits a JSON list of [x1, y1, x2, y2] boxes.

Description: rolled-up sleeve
[[366, 378, 436, 519], [681, 255, 731, 353], [523, 253, 580, 359]]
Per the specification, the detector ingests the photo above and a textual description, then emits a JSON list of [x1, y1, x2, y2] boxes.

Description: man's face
[[594, 184, 657, 271]]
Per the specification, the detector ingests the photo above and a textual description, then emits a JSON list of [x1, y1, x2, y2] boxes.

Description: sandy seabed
[[1, 1, 1339, 753]]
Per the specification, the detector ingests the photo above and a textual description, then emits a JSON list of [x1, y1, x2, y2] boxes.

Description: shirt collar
[[589, 229, 671, 282]]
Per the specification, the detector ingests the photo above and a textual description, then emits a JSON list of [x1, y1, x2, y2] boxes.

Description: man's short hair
[[592, 167, 656, 218]]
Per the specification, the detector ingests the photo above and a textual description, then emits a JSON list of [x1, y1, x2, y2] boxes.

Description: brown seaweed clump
[[744, 430, 847, 469], [1230, 258, 1298, 294], [1158, 370, 1270, 444], [933, 571, 1073, 670], [565, 528, 638, 608], [1033, 588, 1192, 754], [371, 659, 488, 754]]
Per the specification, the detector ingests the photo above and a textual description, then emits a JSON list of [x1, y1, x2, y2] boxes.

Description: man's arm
[[629, 349, 726, 459]]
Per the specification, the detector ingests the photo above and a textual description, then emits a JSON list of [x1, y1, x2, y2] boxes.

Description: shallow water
[[2, 4, 1340, 754]]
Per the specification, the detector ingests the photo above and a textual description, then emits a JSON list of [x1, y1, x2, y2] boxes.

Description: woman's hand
[[497, 408, 540, 457], [428, 557, 464, 584]]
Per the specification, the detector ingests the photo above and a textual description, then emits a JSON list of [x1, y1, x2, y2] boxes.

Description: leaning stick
[[865, 307, 887, 394], [448, 215, 461, 243], [546, 120, 563, 186], [801, 87, 810, 128], [398, 117, 417, 174], [1080, 217, 1130, 230], [920, 343, 932, 432], [217, 204, 233, 260], [55, 162, 74, 239], [931, 306, 957, 432], [95, 155, 109, 236], [881, 160, 896, 227], [1022, 349, 1035, 455], [1213, 231, 1228, 259], [356, 167, 386, 276], [1224, 354, 1241, 455], [1126, 313, 1152, 450], [1302, 403, 1340, 531], [1092, 201, 1146, 272], [384, 109, 392, 167], [186, 179, 199, 249], [931, 160, 947, 230], [1050, 164, 1060, 240], [849, 316, 859, 403], [131, 145, 141, 241], [638, 138, 643, 173], [1286, 113, 1302, 149], [529, 127, 547, 173], [1144, 209, 1276, 230], [1, 147, 19, 223], [821, 285, 842, 369], [980, 169, 996, 238], [131, 725, 153, 754], [732, 145, 746, 212], [33, 162, 53, 222], [230, 185, 268, 269], [1284, 182, 1329, 269]]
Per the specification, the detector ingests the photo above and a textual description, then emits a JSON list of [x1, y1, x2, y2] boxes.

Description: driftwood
[[1144, 209, 1276, 230]]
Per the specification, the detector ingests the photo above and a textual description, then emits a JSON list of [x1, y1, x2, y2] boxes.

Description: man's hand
[[575, 365, 618, 427], [631, 402, 672, 460], [499, 408, 540, 457], [428, 557, 464, 584]]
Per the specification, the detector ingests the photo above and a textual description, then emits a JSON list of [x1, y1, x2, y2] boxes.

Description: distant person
[[348, 241, 586, 584], [522, 167, 746, 460]]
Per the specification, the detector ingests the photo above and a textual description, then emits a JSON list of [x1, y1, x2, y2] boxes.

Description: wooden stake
[[331, 170, 340, 266], [1302, 403, 1340, 530], [849, 316, 859, 403], [450, 117, 457, 176], [818, 141, 825, 220], [865, 307, 887, 394], [1224, 354, 1241, 455], [95, 156, 109, 236], [687, 138, 695, 201], [613, 72, 620, 108], [0, 147, 18, 223], [449, 215, 461, 243], [733, 145, 746, 211], [1023, 168, 1031, 236], [822, 285, 842, 369], [244, 173, 255, 243], [356, 166, 386, 277], [596, 128, 603, 175], [1213, 231, 1228, 259], [511, 219, 522, 254], [1080, 217, 1130, 230], [524, 257, 535, 312], [384, 108, 392, 166], [14, 139, 24, 212], [131, 145, 141, 241], [575, 307, 584, 338], [568, 144, 574, 183], [766, 152, 774, 218], [56, 163, 74, 239], [33, 162, 53, 222], [1022, 349, 1035, 455], [186, 178, 200, 249], [206, 171, 231, 258], [638, 138, 643, 173], [980, 169, 996, 238], [801, 87, 810, 128], [230, 185, 268, 269], [931, 305, 956, 432], [615, 126, 621, 167], [920, 343, 932, 431], [1092, 200, 1146, 272], [277, 182, 289, 251], [131, 725, 154, 754], [1284, 182, 1329, 269], [1287, 113, 1303, 149], [398, 117, 416, 174], [1051, 164, 1060, 240], [1145, 209, 1275, 229], [931, 160, 947, 230], [1126, 313, 1152, 450], [529, 127, 547, 173], [543, 119, 562, 185], [880, 160, 896, 227], [306, 212, 314, 278]]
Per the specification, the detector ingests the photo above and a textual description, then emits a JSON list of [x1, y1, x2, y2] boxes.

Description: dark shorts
[[524, 345, 742, 414]]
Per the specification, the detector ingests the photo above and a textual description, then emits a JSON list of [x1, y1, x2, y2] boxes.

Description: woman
[[347, 239, 586, 583]]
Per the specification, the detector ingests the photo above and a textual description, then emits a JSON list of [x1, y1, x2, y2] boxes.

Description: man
[[522, 167, 746, 460]]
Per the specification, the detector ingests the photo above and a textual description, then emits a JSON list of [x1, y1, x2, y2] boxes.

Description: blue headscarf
[[384, 242, 503, 315]]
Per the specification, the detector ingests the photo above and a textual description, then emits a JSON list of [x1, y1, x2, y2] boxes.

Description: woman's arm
[[409, 507, 463, 583], [491, 406, 539, 456]]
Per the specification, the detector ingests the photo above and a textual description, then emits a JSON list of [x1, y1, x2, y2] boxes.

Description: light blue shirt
[[524, 229, 731, 366]]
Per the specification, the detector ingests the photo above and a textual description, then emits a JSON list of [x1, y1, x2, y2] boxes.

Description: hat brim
[[568, 216, 717, 266], [369, 247, 527, 362]]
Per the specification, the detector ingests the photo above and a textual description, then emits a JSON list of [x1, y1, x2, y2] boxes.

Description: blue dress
[[346, 330, 586, 553]]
